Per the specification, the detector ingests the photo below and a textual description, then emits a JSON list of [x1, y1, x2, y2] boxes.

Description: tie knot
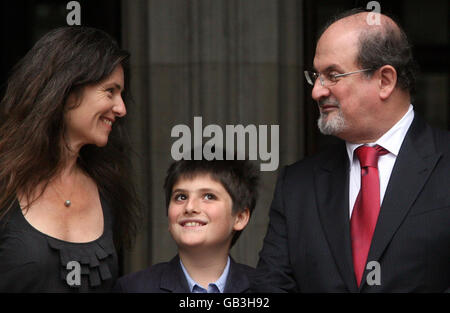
[[355, 145, 388, 168]]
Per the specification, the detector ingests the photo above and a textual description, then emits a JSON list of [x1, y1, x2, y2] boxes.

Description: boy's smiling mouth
[[179, 219, 207, 228]]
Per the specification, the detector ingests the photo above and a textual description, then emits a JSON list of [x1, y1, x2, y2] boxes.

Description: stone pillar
[[121, 0, 305, 272]]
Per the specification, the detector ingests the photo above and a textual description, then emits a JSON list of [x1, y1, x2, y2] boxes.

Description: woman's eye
[[106, 88, 114, 96]]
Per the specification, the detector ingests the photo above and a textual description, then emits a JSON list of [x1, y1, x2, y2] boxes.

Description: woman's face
[[64, 64, 126, 151]]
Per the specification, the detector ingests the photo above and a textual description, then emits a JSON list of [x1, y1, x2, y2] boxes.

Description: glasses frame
[[304, 68, 373, 87]]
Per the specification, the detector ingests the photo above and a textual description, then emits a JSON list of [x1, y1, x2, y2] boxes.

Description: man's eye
[[327, 73, 338, 81]]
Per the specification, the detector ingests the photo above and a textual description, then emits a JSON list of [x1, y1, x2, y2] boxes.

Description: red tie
[[350, 145, 388, 287]]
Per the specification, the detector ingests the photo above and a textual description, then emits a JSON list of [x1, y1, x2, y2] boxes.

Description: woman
[[0, 27, 140, 292]]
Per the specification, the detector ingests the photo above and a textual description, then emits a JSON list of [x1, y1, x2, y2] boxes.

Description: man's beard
[[317, 99, 347, 135]]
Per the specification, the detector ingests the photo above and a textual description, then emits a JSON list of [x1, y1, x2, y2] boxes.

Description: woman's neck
[[18, 144, 84, 207], [59, 141, 80, 173]]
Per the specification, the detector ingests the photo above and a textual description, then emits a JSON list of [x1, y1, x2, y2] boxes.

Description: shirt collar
[[346, 104, 414, 162], [180, 256, 231, 293]]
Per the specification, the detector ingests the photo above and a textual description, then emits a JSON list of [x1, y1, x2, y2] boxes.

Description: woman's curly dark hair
[[0, 26, 141, 251]]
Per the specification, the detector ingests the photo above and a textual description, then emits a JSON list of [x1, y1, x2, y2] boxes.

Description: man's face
[[312, 23, 377, 142]]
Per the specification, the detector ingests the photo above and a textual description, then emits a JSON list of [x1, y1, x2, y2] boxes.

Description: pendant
[[64, 200, 71, 207]]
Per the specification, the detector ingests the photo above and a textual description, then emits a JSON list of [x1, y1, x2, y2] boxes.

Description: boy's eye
[[203, 193, 216, 200], [174, 194, 187, 201]]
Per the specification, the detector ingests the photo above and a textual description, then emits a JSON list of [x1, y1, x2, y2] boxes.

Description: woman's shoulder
[[0, 199, 31, 238], [0, 207, 45, 292]]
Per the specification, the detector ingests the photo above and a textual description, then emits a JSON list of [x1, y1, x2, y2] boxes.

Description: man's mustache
[[318, 98, 340, 108]]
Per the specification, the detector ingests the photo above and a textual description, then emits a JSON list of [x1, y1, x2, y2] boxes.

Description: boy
[[114, 153, 259, 293]]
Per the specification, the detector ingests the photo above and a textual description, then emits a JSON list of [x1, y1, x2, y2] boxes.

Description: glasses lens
[[304, 71, 315, 86]]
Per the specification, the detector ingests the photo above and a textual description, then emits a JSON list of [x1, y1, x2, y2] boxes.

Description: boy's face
[[168, 174, 249, 252]]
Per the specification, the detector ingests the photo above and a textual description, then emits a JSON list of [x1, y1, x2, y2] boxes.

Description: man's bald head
[[323, 10, 398, 33], [317, 8, 417, 94]]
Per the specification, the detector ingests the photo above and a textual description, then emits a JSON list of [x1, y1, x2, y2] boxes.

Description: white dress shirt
[[346, 104, 414, 218]]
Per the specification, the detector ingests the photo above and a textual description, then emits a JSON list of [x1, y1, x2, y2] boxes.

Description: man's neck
[[345, 101, 411, 144]]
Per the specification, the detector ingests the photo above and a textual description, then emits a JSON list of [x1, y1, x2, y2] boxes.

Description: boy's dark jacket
[[113, 254, 256, 293]]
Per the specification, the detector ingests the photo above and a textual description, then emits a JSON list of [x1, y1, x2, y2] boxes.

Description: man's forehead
[[313, 28, 360, 71], [314, 11, 391, 62], [312, 63, 345, 73]]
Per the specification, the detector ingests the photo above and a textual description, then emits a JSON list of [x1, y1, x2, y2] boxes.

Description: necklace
[[51, 171, 80, 208]]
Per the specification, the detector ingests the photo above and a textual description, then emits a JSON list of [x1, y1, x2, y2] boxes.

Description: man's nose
[[311, 78, 331, 102]]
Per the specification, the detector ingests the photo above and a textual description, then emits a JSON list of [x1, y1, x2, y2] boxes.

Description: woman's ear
[[378, 65, 397, 100], [233, 208, 250, 231]]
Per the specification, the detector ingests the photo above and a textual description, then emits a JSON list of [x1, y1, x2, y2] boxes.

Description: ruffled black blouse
[[0, 195, 118, 292]]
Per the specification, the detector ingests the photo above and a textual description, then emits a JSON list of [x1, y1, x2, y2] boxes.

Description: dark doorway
[[0, 0, 122, 99]]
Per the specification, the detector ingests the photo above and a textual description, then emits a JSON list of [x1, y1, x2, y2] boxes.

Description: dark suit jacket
[[255, 115, 450, 292], [113, 254, 256, 293]]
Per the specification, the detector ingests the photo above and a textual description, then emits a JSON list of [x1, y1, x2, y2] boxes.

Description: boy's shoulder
[[113, 255, 188, 293], [231, 259, 256, 274], [225, 257, 257, 293], [113, 255, 258, 293]]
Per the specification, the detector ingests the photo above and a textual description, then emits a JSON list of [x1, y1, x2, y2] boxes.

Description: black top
[[0, 195, 118, 292]]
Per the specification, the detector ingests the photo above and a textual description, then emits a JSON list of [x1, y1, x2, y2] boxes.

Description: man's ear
[[233, 208, 250, 231], [377, 65, 397, 100]]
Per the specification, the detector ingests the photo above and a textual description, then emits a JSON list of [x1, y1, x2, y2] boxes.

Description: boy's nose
[[184, 198, 200, 214]]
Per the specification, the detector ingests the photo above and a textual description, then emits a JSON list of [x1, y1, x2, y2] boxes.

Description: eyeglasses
[[304, 68, 372, 87]]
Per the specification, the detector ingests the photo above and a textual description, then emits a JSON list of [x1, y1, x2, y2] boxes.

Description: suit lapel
[[361, 116, 441, 289], [315, 143, 358, 292], [160, 255, 191, 292], [224, 258, 251, 293]]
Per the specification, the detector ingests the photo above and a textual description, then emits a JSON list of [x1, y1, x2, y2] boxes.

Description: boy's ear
[[233, 208, 250, 231]]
